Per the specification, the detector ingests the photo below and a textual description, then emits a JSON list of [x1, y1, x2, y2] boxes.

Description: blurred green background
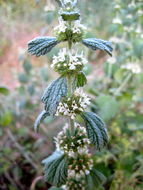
[[0, 0, 143, 190]]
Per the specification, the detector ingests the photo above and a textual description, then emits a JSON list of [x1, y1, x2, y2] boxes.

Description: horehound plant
[[27, 0, 113, 189]]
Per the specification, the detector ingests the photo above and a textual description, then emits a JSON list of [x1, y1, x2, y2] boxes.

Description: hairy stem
[[67, 24, 74, 134]]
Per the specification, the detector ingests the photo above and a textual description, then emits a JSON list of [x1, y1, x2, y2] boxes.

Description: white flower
[[69, 64, 76, 70], [112, 17, 122, 24], [136, 26, 142, 34], [85, 170, 90, 175], [137, 10, 143, 16], [128, 2, 136, 8], [107, 57, 116, 64], [51, 48, 87, 72], [61, 185, 67, 190], [68, 170, 75, 178], [126, 14, 133, 19], [121, 63, 141, 74], [114, 4, 121, 9], [54, 17, 67, 33], [78, 147, 88, 154], [75, 173, 81, 180], [68, 150, 75, 157], [71, 114, 76, 120], [123, 26, 133, 32], [72, 20, 87, 34], [80, 170, 85, 176]]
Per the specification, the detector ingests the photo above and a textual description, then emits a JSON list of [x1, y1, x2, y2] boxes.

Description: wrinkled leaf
[[34, 110, 49, 132], [86, 169, 106, 190], [28, 36, 59, 57], [82, 38, 113, 56], [81, 112, 108, 150], [41, 77, 67, 115], [42, 151, 68, 187], [76, 71, 87, 87]]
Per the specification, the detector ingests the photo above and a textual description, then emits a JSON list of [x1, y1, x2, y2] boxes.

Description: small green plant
[[28, 0, 113, 189]]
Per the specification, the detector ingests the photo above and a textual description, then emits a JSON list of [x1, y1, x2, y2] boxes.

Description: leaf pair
[[42, 151, 68, 187], [81, 112, 108, 150], [42, 151, 106, 189], [28, 36, 113, 57]]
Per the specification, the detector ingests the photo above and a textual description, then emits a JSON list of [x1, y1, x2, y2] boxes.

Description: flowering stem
[[67, 24, 74, 134], [114, 72, 132, 96]]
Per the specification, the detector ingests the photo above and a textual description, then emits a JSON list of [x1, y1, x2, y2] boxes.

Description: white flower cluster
[[107, 57, 116, 64], [72, 20, 87, 34], [112, 17, 122, 24], [54, 17, 86, 35], [51, 48, 87, 71], [55, 122, 93, 189], [121, 63, 141, 74], [54, 17, 68, 33], [55, 89, 90, 119], [55, 123, 90, 154]]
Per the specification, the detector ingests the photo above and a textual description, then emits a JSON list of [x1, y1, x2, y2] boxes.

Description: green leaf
[[61, 11, 80, 21], [0, 87, 9, 95], [81, 112, 108, 150], [28, 36, 59, 57], [42, 151, 68, 187], [76, 71, 87, 87], [82, 38, 113, 56], [96, 95, 119, 121], [86, 169, 106, 190], [41, 77, 67, 115], [34, 110, 49, 132]]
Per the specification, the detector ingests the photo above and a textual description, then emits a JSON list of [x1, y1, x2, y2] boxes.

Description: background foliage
[[0, 0, 143, 189]]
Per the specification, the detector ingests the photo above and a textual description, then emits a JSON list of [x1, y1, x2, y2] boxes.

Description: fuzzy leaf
[[28, 36, 59, 57], [61, 11, 80, 21], [42, 151, 68, 187], [34, 110, 49, 132], [86, 169, 106, 190], [82, 38, 113, 56], [81, 112, 108, 150], [76, 71, 87, 87], [41, 77, 67, 115]]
